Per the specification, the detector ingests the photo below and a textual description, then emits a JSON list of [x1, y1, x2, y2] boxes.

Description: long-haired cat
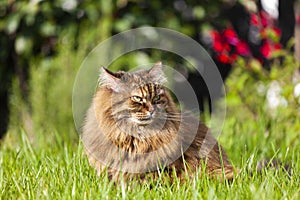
[[82, 62, 235, 181]]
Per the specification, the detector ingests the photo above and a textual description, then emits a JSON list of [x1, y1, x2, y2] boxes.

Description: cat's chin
[[131, 118, 153, 126], [132, 118, 153, 126]]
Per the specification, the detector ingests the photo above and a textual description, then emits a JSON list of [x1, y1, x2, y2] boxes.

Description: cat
[[81, 62, 235, 181]]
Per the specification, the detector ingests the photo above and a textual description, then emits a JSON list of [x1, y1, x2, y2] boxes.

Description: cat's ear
[[99, 67, 122, 92], [148, 61, 167, 84]]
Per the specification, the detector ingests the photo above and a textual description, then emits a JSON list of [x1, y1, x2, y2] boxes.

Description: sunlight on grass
[[1, 110, 299, 199]]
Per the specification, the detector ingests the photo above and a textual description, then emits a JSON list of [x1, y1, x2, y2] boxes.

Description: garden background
[[1, 0, 300, 199]]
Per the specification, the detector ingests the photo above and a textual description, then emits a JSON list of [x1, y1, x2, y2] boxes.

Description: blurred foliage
[[1, 0, 300, 139], [8, 29, 98, 140], [1, 0, 232, 134], [0, 0, 230, 60], [223, 52, 300, 162], [226, 51, 300, 125], [0, 0, 234, 68]]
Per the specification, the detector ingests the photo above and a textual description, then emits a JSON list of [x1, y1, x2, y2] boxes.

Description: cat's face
[[99, 62, 169, 127], [127, 82, 167, 126]]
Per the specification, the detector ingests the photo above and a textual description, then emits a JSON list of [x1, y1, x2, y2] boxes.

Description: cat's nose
[[149, 106, 154, 113], [145, 103, 154, 113]]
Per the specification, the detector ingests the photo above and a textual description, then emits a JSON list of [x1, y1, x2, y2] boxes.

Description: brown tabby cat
[[82, 62, 235, 181]]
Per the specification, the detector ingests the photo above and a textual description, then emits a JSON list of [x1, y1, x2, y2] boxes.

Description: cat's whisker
[[162, 116, 182, 120], [156, 115, 193, 122], [171, 111, 197, 115], [156, 116, 182, 122], [163, 111, 191, 116], [160, 113, 185, 117], [161, 118, 182, 122]]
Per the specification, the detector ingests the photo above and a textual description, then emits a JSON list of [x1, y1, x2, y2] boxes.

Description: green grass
[[1, 107, 300, 200]]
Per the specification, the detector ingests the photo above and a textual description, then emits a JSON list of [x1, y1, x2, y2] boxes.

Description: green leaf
[[6, 13, 21, 34], [40, 22, 56, 36], [15, 36, 33, 56], [193, 6, 205, 20], [100, 0, 113, 15], [114, 16, 133, 32], [270, 67, 279, 80]]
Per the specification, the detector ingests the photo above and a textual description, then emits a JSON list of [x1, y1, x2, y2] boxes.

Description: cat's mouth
[[136, 116, 153, 125], [131, 113, 155, 126]]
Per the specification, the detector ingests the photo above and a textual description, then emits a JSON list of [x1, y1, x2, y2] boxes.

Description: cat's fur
[[82, 62, 235, 181]]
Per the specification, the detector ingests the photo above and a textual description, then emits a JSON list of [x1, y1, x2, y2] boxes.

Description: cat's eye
[[131, 96, 143, 102], [153, 95, 160, 101]]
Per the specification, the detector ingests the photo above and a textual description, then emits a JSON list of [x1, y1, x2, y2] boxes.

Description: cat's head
[[99, 62, 171, 126]]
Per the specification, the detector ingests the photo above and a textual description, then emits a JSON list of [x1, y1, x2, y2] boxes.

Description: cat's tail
[[210, 165, 236, 180], [212, 158, 292, 180], [252, 158, 292, 176]]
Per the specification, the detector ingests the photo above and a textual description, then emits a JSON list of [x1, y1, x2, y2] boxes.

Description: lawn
[[1, 90, 299, 199]]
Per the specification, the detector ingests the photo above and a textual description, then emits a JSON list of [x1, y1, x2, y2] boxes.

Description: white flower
[[62, 0, 78, 11], [256, 81, 266, 96], [266, 81, 287, 109], [294, 83, 300, 98], [261, 0, 279, 19]]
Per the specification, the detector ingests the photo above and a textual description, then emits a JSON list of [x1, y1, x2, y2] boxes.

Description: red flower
[[223, 28, 239, 45], [231, 53, 238, 62], [224, 43, 231, 51], [211, 31, 221, 41], [250, 14, 259, 26], [212, 40, 224, 53], [273, 27, 281, 37], [274, 43, 281, 50], [236, 40, 251, 56], [211, 31, 223, 52], [216, 54, 231, 64], [259, 11, 268, 27], [260, 41, 271, 58]]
